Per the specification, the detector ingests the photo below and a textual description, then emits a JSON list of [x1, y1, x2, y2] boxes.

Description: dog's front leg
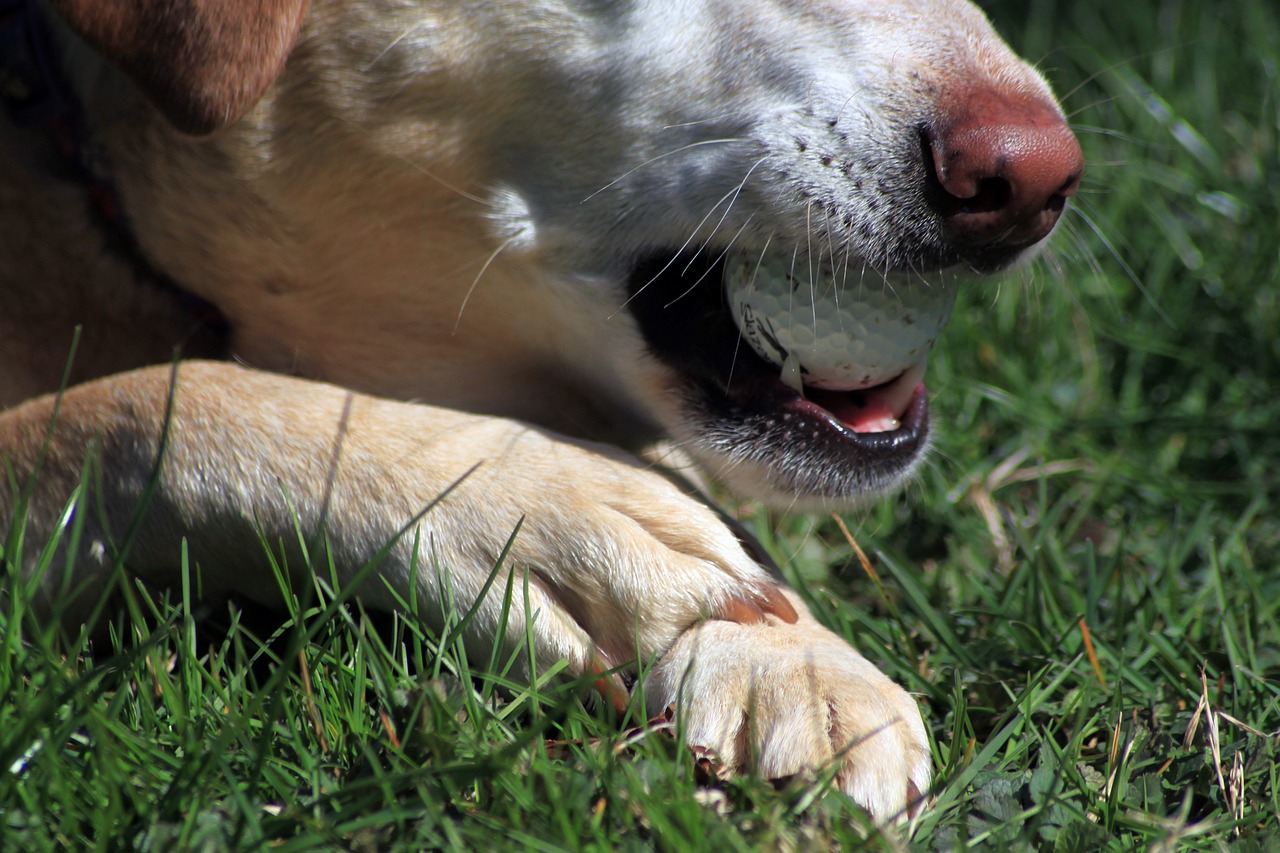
[[0, 362, 787, 673], [0, 360, 929, 821]]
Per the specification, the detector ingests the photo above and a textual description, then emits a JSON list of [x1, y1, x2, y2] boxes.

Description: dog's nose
[[925, 90, 1083, 252]]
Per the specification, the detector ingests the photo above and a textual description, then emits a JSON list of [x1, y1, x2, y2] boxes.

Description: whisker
[[804, 203, 818, 338], [1056, 51, 1152, 105], [1072, 123, 1161, 156], [332, 114, 492, 206], [453, 229, 530, 333], [581, 138, 748, 204], [1067, 203, 1171, 325], [680, 156, 770, 277], [610, 156, 769, 318], [666, 216, 756, 309], [365, 23, 427, 71]]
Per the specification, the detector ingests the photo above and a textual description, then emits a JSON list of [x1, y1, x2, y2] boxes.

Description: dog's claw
[[588, 652, 630, 714], [755, 584, 799, 624], [713, 584, 797, 625], [715, 595, 768, 624], [906, 780, 926, 819]]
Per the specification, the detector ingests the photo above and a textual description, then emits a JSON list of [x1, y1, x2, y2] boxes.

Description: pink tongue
[[807, 376, 926, 433], [822, 393, 903, 434], [805, 360, 928, 433]]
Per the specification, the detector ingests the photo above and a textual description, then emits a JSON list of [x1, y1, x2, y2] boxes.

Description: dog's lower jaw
[[680, 420, 931, 511]]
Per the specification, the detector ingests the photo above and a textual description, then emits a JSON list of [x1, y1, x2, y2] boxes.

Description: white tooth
[[780, 352, 804, 392], [877, 357, 928, 417], [902, 357, 927, 388]]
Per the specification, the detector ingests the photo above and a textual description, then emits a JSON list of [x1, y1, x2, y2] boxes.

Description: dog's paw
[[410, 419, 801, 671], [644, 602, 931, 823]]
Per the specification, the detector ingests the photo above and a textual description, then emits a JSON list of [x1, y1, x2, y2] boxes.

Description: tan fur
[[0, 0, 1080, 823]]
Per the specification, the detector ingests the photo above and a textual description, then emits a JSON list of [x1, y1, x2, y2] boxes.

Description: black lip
[[625, 251, 931, 492]]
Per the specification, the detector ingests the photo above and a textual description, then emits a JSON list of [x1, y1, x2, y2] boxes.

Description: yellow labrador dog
[[0, 0, 1081, 822]]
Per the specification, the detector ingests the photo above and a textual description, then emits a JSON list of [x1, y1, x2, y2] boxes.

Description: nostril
[[921, 128, 1008, 219], [921, 92, 1084, 252], [919, 128, 1014, 218], [962, 176, 1011, 214]]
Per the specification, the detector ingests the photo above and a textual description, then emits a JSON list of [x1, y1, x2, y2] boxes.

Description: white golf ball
[[726, 251, 959, 391]]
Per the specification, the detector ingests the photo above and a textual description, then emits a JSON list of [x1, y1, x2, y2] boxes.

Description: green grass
[[4, 0, 1280, 848]]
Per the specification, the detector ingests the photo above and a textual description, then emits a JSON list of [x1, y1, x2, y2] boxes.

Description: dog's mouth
[[799, 363, 928, 434], [625, 252, 941, 504]]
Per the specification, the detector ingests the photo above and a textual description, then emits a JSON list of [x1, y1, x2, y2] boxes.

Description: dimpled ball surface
[[726, 250, 959, 391]]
